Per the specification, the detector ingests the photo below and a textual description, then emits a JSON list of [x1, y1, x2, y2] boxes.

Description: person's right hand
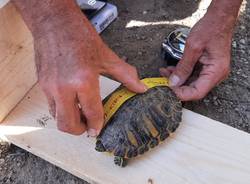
[[34, 13, 147, 136]]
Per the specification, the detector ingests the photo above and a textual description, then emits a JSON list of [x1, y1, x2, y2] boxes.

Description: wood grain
[[0, 3, 37, 122], [1, 77, 250, 184]]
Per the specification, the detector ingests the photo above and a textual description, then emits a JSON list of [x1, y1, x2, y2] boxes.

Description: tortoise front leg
[[114, 156, 128, 167]]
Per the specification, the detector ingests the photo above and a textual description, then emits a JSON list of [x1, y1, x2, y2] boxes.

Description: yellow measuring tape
[[103, 77, 169, 124]]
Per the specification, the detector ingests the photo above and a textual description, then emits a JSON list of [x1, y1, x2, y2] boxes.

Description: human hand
[[34, 12, 146, 136], [160, 8, 236, 101]]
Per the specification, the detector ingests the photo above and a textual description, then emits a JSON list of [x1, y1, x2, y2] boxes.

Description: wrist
[[202, 1, 242, 35], [206, 0, 242, 28], [12, 0, 86, 40]]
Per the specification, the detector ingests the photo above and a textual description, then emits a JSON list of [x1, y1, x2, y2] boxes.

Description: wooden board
[[1, 77, 250, 184], [0, 3, 37, 122]]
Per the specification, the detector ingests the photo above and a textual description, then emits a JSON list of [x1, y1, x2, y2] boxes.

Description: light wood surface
[[0, 3, 37, 122], [1, 77, 250, 184]]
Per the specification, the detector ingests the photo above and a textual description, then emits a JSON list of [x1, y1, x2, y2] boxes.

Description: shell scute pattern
[[95, 86, 182, 167]]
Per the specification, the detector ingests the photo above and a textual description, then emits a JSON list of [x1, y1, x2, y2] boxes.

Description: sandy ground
[[0, 0, 249, 183]]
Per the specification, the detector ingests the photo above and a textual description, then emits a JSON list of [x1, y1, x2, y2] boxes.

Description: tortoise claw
[[95, 139, 106, 152], [160, 131, 169, 141], [149, 138, 159, 148], [138, 145, 149, 155]]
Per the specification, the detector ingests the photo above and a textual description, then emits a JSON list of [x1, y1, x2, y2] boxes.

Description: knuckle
[[57, 120, 76, 134], [39, 78, 64, 94], [195, 92, 206, 100], [186, 38, 202, 53], [57, 121, 71, 133], [75, 73, 98, 91], [54, 83, 64, 93], [86, 110, 104, 121], [177, 61, 194, 76], [190, 42, 201, 53], [126, 65, 137, 77], [77, 81, 91, 91], [38, 77, 62, 94]]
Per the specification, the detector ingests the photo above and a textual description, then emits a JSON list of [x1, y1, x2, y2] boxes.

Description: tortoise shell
[[95, 86, 182, 167]]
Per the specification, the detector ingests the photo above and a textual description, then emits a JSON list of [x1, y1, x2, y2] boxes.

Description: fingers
[[111, 61, 147, 93], [172, 76, 214, 101], [105, 55, 147, 93], [159, 67, 175, 78], [169, 38, 203, 87], [41, 79, 103, 136], [54, 91, 86, 135], [172, 60, 229, 101], [77, 79, 104, 137]]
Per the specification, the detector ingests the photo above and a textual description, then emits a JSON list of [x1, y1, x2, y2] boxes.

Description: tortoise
[[95, 86, 182, 167]]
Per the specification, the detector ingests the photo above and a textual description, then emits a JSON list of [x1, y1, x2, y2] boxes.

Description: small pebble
[[0, 158, 4, 164], [203, 99, 210, 103], [242, 74, 247, 78], [240, 39, 246, 45], [240, 49, 246, 54], [218, 108, 223, 113], [121, 56, 128, 61], [232, 41, 237, 48], [240, 25, 246, 30]]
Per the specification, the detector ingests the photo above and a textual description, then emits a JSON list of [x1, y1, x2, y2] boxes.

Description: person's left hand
[[160, 10, 234, 101]]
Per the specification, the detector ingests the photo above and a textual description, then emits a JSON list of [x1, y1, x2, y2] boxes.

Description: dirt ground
[[0, 0, 249, 183]]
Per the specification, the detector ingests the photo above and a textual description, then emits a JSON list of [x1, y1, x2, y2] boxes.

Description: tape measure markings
[[103, 77, 169, 124]]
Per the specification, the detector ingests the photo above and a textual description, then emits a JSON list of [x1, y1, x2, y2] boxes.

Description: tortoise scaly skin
[[95, 86, 182, 167]]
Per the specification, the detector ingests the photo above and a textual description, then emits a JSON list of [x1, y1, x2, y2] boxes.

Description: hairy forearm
[[206, 0, 243, 30], [209, 0, 243, 15], [11, 0, 91, 39]]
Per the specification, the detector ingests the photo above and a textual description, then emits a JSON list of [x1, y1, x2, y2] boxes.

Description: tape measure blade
[[103, 77, 169, 124]]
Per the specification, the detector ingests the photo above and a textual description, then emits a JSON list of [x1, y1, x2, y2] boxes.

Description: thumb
[[106, 58, 147, 93], [169, 40, 203, 87]]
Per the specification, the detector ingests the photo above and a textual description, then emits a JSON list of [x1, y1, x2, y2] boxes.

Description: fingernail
[[138, 82, 148, 93], [169, 75, 180, 87], [142, 84, 148, 92], [87, 129, 98, 137]]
